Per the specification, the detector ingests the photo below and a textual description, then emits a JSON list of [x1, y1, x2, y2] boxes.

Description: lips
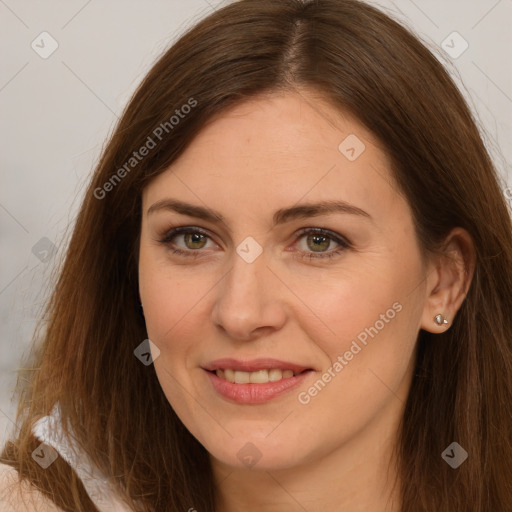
[[203, 358, 314, 404]]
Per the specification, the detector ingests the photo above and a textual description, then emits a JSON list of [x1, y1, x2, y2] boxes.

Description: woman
[[1, 0, 511, 510]]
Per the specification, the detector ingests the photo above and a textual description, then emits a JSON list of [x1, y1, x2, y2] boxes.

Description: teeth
[[268, 369, 282, 382], [215, 368, 299, 383], [249, 370, 269, 384], [234, 371, 250, 384]]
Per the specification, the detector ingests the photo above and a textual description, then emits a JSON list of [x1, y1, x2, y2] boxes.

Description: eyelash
[[158, 226, 351, 261]]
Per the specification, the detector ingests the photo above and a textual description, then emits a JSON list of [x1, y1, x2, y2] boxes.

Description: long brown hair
[[2, 0, 512, 510]]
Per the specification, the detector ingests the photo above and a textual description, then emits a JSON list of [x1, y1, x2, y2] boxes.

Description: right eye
[[159, 226, 218, 257]]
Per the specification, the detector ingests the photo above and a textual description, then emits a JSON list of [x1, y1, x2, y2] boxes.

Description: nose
[[210, 248, 287, 341]]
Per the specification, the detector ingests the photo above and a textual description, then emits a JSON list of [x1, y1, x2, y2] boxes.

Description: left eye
[[297, 232, 338, 252], [293, 228, 350, 260]]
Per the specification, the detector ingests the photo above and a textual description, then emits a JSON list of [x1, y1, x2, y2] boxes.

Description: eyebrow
[[147, 198, 372, 227]]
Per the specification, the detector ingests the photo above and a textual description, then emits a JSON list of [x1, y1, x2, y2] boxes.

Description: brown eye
[[183, 232, 208, 249], [305, 234, 332, 252], [294, 228, 351, 261], [159, 227, 216, 257]]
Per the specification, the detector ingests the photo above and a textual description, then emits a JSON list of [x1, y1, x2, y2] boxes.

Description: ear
[[420, 227, 476, 333]]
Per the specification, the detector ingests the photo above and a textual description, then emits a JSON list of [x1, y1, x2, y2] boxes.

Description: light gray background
[[1, 0, 511, 446]]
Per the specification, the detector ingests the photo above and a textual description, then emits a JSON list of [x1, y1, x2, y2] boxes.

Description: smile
[[215, 368, 301, 383]]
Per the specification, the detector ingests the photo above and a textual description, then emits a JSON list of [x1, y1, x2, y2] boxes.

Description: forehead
[[142, 91, 403, 223]]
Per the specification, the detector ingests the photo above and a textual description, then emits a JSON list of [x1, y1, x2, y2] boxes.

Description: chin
[[200, 433, 312, 472]]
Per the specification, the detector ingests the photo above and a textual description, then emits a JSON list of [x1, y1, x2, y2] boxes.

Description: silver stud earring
[[433, 313, 449, 326]]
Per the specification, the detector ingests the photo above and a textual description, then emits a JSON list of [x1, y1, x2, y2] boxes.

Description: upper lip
[[203, 358, 313, 373]]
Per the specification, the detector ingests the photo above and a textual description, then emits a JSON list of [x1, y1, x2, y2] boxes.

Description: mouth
[[203, 358, 314, 404]]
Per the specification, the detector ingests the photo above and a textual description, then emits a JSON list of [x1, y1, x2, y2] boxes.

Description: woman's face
[[138, 90, 432, 472]]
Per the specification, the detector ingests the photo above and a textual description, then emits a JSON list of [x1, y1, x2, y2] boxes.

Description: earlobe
[[419, 227, 475, 334], [421, 305, 451, 334], [433, 313, 449, 326]]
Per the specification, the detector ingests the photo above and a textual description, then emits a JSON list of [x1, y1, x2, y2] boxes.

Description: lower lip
[[205, 369, 313, 404]]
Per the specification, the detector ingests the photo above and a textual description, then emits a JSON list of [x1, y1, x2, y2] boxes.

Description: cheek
[[138, 257, 209, 416], [138, 250, 203, 352], [296, 259, 422, 420], [293, 266, 402, 354], [292, 289, 417, 451], [298, 248, 422, 378], [143, 290, 206, 365]]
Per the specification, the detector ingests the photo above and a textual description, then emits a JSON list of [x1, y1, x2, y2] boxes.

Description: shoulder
[[0, 462, 66, 512]]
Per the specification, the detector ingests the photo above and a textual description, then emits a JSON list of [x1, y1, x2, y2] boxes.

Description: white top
[[0, 404, 134, 511]]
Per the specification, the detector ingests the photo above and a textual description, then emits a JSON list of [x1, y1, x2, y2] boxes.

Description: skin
[[138, 89, 475, 512]]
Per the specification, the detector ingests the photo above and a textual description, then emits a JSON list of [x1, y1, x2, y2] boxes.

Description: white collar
[[32, 403, 134, 512]]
